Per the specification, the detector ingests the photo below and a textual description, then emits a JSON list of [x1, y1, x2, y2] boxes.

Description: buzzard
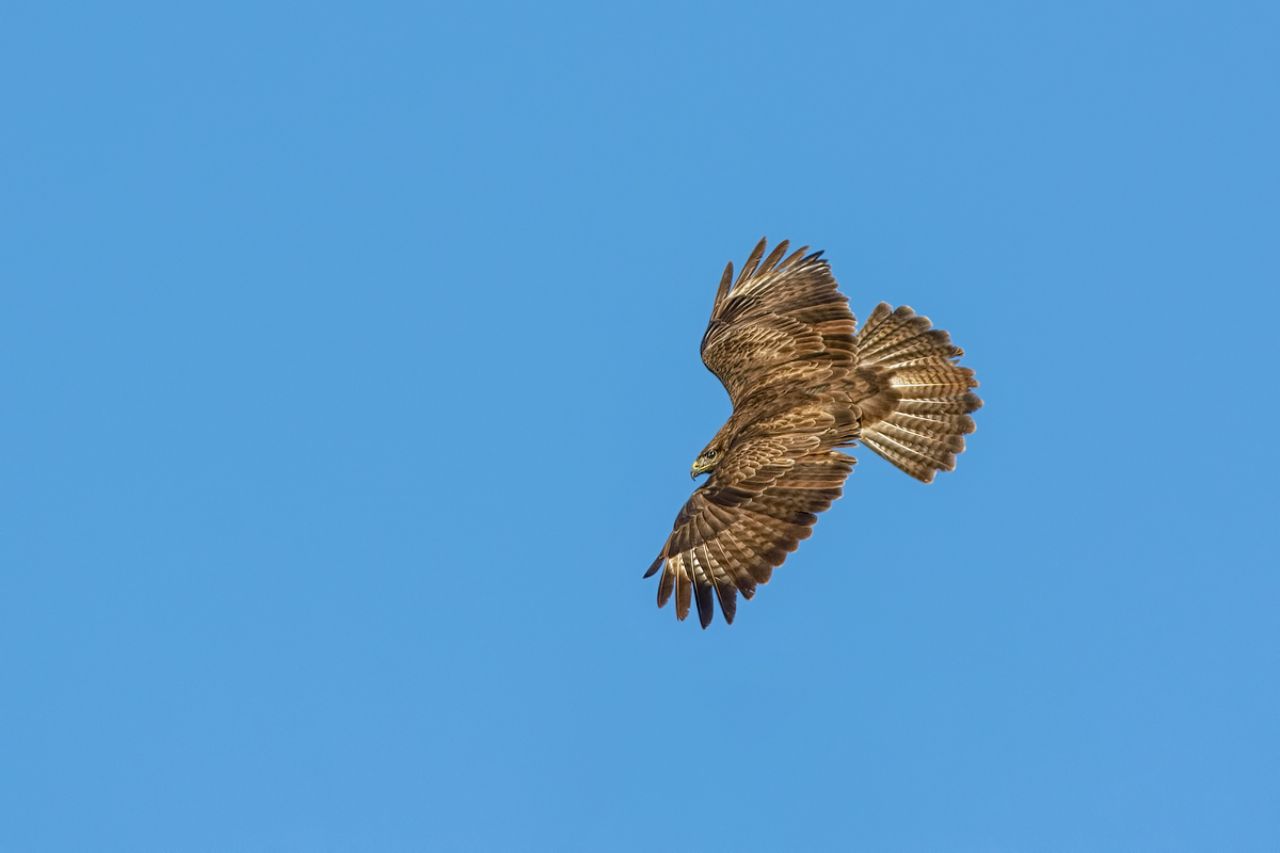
[[646, 238, 982, 628]]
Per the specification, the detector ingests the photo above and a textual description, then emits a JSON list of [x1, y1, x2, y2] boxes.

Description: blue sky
[[2, 2, 1277, 850]]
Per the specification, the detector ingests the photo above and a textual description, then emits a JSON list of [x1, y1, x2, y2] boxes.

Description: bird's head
[[690, 444, 723, 479]]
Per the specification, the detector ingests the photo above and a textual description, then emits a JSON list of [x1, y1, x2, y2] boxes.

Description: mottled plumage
[[646, 238, 982, 627]]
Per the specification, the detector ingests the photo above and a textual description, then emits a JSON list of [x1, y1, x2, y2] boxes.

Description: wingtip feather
[[643, 555, 663, 578]]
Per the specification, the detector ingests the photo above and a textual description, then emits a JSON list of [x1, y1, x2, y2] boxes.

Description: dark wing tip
[[714, 583, 737, 625], [694, 579, 715, 628], [643, 555, 664, 578]]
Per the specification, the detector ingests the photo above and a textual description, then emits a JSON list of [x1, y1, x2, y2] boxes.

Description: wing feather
[[734, 237, 768, 288], [701, 239, 857, 407], [648, 435, 856, 627], [759, 239, 790, 274]]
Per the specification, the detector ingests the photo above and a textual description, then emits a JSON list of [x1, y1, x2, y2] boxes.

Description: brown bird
[[646, 238, 982, 628]]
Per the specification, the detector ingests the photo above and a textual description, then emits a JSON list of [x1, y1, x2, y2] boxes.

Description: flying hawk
[[646, 238, 982, 627]]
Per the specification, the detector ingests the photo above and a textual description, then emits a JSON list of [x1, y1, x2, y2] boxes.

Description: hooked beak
[[690, 462, 709, 480]]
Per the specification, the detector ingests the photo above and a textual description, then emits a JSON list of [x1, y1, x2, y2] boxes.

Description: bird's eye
[[706, 450, 717, 459]]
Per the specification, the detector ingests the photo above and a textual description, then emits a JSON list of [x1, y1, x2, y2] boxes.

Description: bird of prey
[[645, 238, 982, 628]]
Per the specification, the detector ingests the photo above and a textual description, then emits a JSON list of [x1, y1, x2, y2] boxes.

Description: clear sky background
[[2, 2, 1277, 851]]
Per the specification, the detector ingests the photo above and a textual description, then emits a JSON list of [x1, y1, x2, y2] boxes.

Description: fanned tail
[[852, 303, 982, 483]]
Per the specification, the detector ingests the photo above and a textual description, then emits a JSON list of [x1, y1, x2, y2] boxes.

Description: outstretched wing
[[700, 238, 857, 407], [644, 433, 856, 628]]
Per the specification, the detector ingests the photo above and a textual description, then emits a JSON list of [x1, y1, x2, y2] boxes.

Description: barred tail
[[852, 303, 982, 483]]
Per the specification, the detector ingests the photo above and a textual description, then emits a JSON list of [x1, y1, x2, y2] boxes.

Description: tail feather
[[856, 304, 929, 355], [853, 303, 981, 483], [895, 394, 983, 417]]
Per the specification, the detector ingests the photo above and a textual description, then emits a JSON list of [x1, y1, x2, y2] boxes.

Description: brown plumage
[[645, 238, 982, 628]]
